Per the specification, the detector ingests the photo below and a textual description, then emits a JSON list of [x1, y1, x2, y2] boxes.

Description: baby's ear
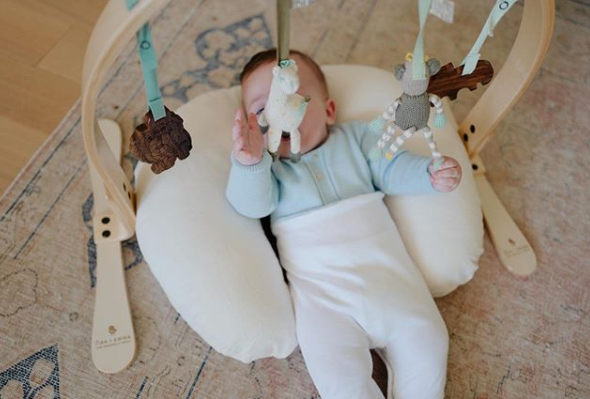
[[393, 64, 405, 81], [427, 59, 441, 76], [325, 98, 337, 125]]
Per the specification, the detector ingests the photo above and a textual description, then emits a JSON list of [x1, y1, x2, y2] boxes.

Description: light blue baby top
[[226, 120, 438, 223]]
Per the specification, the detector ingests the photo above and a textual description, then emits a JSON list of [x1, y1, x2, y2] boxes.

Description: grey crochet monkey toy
[[369, 53, 447, 170]]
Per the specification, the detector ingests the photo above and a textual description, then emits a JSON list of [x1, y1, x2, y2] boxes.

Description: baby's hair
[[240, 48, 329, 98]]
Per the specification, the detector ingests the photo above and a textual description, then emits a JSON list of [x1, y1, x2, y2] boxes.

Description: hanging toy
[[370, 53, 446, 170], [369, 0, 447, 170], [368, 57, 495, 154], [369, 0, 509, 169], [257, 59, 310, 163], [130, 106, 192, 174], [256, 0, 315, 163], [125, 2, 192, 174], [427, 60, 494, 101]]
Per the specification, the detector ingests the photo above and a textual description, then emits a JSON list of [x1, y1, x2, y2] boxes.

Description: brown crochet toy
[[129, 106, 192, 174]]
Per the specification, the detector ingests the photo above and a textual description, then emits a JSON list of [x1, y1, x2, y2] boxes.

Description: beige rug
[[1, 0, 589, 398]]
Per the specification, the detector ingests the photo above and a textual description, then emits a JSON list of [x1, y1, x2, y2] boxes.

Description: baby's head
[[240, 48, 336, 158]]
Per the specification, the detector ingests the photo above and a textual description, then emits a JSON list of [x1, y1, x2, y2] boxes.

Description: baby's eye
[[256, 107, 265, 116]]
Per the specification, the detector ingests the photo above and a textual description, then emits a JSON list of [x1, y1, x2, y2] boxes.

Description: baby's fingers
[[431, 176, 460, 192], [433, 166, 460, 179], [438, 157, 459, 170], [248, 113, 258, 130], [232, 135, 245, 155], [432, 176, 459, 186], [232, 120, 242, 141], [248, 112, 264, 141], [247, 112, 265, 136], [232, 109, 244, 140]]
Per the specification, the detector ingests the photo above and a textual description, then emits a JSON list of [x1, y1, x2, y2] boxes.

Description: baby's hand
[[428, 156, 462, 193], [232, 108, 265, 166]]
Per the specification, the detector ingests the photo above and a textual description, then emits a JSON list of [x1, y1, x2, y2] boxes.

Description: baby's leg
[[384, 296, 449, 399], [294, 298, 385, 399]]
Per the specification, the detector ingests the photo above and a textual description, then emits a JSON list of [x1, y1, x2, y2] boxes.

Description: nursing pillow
[[133, 64, 484, 363]]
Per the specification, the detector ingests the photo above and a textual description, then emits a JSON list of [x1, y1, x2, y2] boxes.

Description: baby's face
[[241, 55, 336, 159]]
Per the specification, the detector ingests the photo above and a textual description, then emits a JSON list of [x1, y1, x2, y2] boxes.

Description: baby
[[226, 49, 462, 399]]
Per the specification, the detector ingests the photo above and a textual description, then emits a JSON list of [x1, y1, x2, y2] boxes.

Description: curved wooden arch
[[459, 0, 555, 157], [81, 0, 554, 372], [82, 0, 168, 240], [81, 0, 168, 373], [81, 0, 554, 239]]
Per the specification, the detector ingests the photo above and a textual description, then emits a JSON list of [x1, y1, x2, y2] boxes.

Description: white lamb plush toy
[[257, 59, 310, 162]]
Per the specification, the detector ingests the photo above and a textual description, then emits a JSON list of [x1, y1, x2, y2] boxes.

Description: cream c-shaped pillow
[[134, 65, 483, 363]]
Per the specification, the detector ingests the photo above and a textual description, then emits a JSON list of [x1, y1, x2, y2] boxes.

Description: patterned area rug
[[1, 0, 589, 398]]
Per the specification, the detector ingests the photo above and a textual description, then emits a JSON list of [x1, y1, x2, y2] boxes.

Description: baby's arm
[[375, 151, 462, 195], [373, 150, 438, 196], [225, 109, 279, 218], [355, 121, 461, 195]]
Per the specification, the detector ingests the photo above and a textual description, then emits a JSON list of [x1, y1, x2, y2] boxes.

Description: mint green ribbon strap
[[461, 0, 519, 75], [124, 0, 166, 120], [412, 0, 433, 80]]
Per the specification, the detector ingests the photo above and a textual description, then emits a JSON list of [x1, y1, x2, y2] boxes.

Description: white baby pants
[[272, 192, 449, 399]]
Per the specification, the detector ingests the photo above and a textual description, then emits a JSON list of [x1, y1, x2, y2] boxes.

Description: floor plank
[[37, 24, 92, 84], [0, 0, 71, 66], [0, 56, 80, 133], [0, 115, 47, 193], [43, 0, 109, 27], [0, 0, 108, 196]]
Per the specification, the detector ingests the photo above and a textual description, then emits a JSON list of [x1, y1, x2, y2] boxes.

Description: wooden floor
[[0, 0, 109, 197]]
